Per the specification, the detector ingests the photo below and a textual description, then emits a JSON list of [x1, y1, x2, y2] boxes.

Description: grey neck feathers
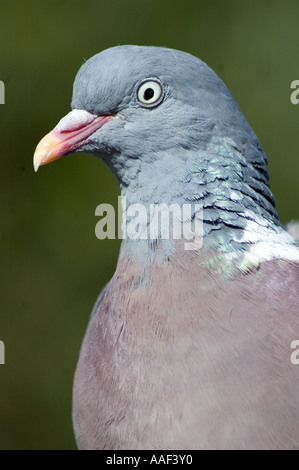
[[100, 101, 298, 269], [116, 129, 279, 247]]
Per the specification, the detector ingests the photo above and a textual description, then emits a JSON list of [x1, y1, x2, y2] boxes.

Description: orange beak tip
[[33, 131, 62, 173]]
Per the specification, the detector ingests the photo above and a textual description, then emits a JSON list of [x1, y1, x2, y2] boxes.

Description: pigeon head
[[34, 47, 260, 178], [34, 45, 297, 267]]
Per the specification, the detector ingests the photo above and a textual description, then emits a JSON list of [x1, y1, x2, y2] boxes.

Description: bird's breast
[[73, 255, 299, 449]]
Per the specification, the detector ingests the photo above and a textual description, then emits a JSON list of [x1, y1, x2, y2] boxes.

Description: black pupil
[[143, 87, 154, 101]]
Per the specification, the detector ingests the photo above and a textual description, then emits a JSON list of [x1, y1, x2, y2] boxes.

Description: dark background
[[0, 0, 298, 449]]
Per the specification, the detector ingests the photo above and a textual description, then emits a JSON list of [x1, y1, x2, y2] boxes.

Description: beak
[[33, 109, 113, 172]]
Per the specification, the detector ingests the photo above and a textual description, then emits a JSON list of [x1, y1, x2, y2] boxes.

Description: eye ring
[[137, 79, 163, 108]]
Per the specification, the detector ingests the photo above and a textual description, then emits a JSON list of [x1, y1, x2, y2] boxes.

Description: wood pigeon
[[33, 46, 299, 450]]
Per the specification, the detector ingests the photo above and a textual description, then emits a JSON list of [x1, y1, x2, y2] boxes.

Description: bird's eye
[[137, 80, 163, 107]]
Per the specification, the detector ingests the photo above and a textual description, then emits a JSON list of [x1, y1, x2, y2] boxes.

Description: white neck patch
[[229, 214, 299, 269]]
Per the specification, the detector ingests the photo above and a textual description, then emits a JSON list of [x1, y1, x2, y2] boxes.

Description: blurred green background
[[0, 0, 298, 450]]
